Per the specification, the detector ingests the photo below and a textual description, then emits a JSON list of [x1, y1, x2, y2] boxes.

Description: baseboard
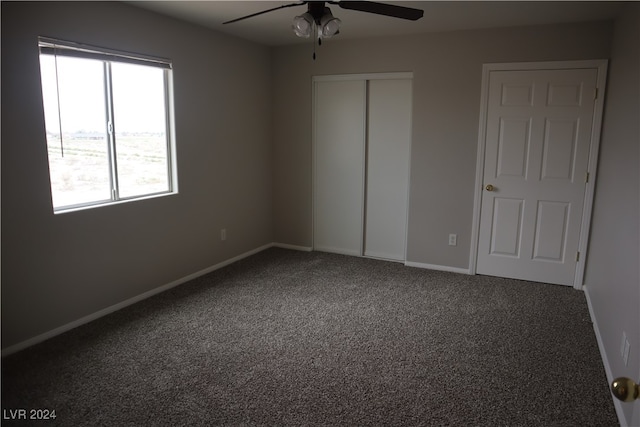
[[404, 261, 471, 275], [272, 243, 313, 252], [313, 246, 362, 257], [583, 285, 627, 426], [1, 243, 274, 358]]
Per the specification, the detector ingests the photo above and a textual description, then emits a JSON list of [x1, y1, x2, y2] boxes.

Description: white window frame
[[38, 37, 178, 213]]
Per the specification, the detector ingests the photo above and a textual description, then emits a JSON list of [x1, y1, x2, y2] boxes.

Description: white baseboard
[[404, 261, 471, 275], [273, 243, 313, 252], [1, 243, 274, 357], [313, 246, 361, 257], [583, 285, 627, 426]]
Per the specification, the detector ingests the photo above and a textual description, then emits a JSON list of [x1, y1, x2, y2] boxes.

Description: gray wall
[[272, 21, 613, 269], [1, 2, 273, 349], [584, 4, 640, 425]]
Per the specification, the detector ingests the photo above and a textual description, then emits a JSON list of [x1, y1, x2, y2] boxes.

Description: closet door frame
[[312, 72, 413, 259]]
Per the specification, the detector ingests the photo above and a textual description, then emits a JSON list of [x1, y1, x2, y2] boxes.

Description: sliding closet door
[[313, 79, 367, 255], [364, 79, 412, 261]]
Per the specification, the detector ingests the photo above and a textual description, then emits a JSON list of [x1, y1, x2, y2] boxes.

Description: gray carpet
[[2, 248, 617, 426]]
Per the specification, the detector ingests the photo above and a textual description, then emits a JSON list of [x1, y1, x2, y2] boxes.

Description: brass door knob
[[611, 377, 640, 402], [485, 184, 495, 192]]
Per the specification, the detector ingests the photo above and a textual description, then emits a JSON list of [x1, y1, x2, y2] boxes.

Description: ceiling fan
[[224, 1, 424, 55]]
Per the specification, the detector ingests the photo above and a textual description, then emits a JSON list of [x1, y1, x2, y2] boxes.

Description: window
[[38, 37, 177, 211]]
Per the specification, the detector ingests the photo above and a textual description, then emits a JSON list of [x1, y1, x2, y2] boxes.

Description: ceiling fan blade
[[223, 2, 306, 25], [336, 1, 423, 21]]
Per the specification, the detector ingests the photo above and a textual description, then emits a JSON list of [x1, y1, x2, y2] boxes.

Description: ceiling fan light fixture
[[292, 12, 314, 38], [320, 8, 341, 38]]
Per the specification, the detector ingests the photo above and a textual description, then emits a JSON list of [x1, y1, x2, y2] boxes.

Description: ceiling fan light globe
[[292, 13, 313, 38], [321, 17, 341, 38]]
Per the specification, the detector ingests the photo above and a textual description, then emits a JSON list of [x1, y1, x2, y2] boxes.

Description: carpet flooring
[[1, 248, 617, 426]]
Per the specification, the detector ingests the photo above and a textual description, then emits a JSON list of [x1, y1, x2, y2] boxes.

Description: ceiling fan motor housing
[[308, 2, 328, 24]]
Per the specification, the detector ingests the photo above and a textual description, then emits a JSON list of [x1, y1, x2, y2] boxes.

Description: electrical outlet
[[448, 234, 457, 246], [220, 228, 226, 241]]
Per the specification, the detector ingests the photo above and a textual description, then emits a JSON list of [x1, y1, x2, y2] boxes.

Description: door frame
[[469, 60, 608, 289], [311, 72, 413, 260]]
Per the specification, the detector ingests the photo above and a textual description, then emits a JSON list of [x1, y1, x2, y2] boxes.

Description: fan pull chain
[[312, 23, 317, 60]]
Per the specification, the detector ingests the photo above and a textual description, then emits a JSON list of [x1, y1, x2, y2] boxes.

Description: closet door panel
[[313, 80, 367, 255], [365, 79, 412, 261]]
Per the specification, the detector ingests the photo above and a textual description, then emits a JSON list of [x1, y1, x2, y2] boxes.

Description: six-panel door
[[476, 68, 598, 286]]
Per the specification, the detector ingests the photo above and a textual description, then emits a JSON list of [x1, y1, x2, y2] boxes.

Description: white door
[[476, 68, 598, 286], [313, 79, 366, 256], [313, 75, 412, 261], [365, 79, 412, 261]]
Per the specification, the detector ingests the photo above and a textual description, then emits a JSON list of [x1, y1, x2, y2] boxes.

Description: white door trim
[[469, 60, 608, 289]]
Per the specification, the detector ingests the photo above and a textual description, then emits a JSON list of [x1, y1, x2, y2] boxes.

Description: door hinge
[[576, 251, 580, 262], [585, 172, 590, 183]]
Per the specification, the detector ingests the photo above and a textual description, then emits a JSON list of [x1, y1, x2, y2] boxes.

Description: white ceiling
[[129, 1, 625, 47]]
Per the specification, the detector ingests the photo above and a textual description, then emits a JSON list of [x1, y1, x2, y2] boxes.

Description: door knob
[[611, 377, 640, 402], [485, 184, 495, 192]]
